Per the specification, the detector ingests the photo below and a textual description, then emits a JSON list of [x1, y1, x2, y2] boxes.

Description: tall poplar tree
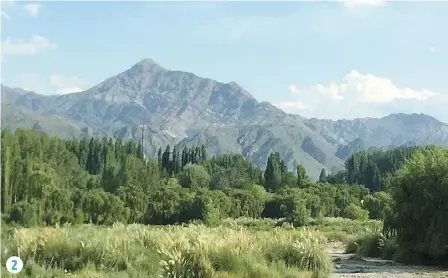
[[264, 153, 281, 192]]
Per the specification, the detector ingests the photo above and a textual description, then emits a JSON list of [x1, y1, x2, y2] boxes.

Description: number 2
[[11, 260, 17, 271]]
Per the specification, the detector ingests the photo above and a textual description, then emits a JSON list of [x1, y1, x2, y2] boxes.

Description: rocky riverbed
[[327, 242, 448, 278]]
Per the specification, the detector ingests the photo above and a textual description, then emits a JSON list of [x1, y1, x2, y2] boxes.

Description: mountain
[[2, 58, 448, 179], [335, 138, 366, 160], [1, 103, 85, 138]]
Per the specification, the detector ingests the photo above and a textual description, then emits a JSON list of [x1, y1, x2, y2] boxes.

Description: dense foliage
[[327, 146, 421, 192], [384, 146, 448, 266], [2, 128, 447, 269], [1, 129, 373, 228]]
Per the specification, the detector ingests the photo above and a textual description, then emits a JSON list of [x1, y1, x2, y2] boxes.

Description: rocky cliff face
[[2, 59, 448, 178]]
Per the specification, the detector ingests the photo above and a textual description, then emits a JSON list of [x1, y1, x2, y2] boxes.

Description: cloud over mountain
[[50, 75, 85, 94], [275, 70, 443, 120]]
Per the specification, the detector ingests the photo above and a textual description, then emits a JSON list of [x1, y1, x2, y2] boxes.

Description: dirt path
[[327, 241, 448, 278]]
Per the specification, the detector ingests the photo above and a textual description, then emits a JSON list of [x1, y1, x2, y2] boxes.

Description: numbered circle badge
[[6, 256, 23, 274]]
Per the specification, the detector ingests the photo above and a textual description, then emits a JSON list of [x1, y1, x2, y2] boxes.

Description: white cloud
[[50, 75, 85, 94], [1, 1, 43, 18], [13, 74, 51, 95], [289, 84, 298, 95], [275, 71, 444, 120], [2, 35, 57, 55], [276, 100, 308, 111], [23, 3, 41, 17]]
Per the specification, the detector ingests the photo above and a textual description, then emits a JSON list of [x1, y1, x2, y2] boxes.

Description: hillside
[[2, 59, 448, 178], [0, 103, 86, 139]]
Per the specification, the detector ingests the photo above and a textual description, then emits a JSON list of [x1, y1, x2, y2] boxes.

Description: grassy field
[[0, 218, 383, 278], [219, 217, 382, 243]]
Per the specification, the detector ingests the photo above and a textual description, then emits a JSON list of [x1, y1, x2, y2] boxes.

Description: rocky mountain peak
[[132, 58, 167, 73], [2, 60, 448, 179]]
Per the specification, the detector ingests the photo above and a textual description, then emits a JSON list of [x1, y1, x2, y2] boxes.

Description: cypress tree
[[157, 147, 162, 169], [264, 153, 281, 192], [162, 145, 171, 172], [181, 147, 188, 168], [297, 164, 308, 188], [280, 159, 287, 173], [201, 145, 207, 163], [319, 168, 327, 183]]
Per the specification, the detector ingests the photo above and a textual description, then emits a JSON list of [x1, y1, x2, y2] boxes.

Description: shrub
[[345, 231, 398, 259], [363, 192, 392, 220], [344, 203, 369, 221], [288, 199, 310, 227], [263, 228, 332, 278], [179, 164, 211, 189], [385, 146, 448, 266]]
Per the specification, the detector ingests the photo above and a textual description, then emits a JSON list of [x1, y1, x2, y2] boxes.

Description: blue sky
[[1, 1, 448, 122]]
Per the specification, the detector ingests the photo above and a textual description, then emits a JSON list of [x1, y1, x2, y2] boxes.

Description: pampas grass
[[2, 223, 333, 277]]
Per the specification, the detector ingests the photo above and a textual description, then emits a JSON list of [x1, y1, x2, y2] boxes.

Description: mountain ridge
[[2, 58, 448, 178]]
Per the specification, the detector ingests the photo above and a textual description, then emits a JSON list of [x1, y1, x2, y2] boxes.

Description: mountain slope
[[176, 124, 344, 178], [2, 58, 448, 178], [305, 114, 448, 150], [1, 103, 85, 138]]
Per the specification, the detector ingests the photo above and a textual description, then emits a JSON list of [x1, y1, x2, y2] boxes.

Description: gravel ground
[[327, 242, 448, 278]]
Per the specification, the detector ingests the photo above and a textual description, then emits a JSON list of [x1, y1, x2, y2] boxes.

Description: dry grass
[[2, 223, 333, 277]]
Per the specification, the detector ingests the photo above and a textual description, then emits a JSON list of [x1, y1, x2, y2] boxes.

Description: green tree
[[157, 147, 162, 169], [384, 146, 448, 265], [264, 153, 281, 192], [161, 145, 171, 174], [172, 147, 182, 175], [319, 168, 327, 183], [200, 145, 207, 164], [344, 203, 369, 221], [288, 198, 309, 227], [296, 164, 308, 188], [179, 164, 211, 188], [363, 191, 392, 220]]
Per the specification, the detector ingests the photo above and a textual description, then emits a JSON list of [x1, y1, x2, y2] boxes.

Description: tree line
[[1, 128, 390, 227], [325, 146, 421, 192], [2, 128, 447, 265]]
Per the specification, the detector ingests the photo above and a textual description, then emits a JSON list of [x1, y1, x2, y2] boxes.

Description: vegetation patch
[[1, 128, 448, 276], [2, 224, 331, 278]]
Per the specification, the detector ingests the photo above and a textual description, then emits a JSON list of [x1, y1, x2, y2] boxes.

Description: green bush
[[288, 199, 310, 227], [313, 217, 382, 243], [345, 232, 398, 259], [385, 146, 448, 266], [344, 203, 369, 221], [363, 192, 392, 220]]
